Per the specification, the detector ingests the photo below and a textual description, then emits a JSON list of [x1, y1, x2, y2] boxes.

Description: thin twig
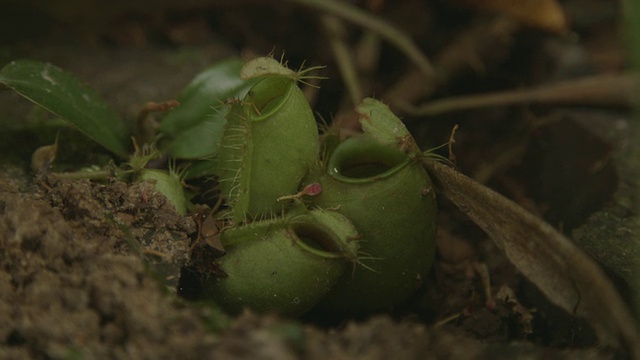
[[400, 72, 640, 116], [384, 16, 519, 113], [283, 0, 436, 78], [321, 15, 363, 105]]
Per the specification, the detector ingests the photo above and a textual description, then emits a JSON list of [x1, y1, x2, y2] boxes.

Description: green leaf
[[165, 118, 226, 159], [0, 60, 130, 158], [160, 59, 259, 159], [183, 158, 219, 179]]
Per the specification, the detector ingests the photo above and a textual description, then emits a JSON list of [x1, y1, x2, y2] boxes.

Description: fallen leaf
[[422, 159, 640, 358]]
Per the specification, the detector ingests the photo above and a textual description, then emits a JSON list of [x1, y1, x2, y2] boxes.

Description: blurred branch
[[384, 16, 519, 113], [399, 72, 639, 116], [282, 0, 436, 79], [321, 15, 363, 105]]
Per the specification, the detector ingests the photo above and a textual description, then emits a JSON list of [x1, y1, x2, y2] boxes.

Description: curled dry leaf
[[456, 0, 568, 33], [31, 135, 59, 172], [422, 159, 640, 358]]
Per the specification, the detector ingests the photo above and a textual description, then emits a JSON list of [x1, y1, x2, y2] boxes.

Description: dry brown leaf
[[422, 159, 640, 358], [456, 0, 568, 33]]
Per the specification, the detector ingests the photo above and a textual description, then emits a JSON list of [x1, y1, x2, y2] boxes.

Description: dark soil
[[0, 171, 611, 358]]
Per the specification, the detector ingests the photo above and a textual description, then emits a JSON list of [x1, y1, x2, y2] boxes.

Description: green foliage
[[205, 209, 360, 316], [0, 58, 260, 208], [217, 76, 319, 222], [210, 59, 437, 313], [159, 59, 259, 159], [138, 168, 188, 215], [0, 55, 438, 317], [0, 60, 131, 158], [307, 135, 437, 313]]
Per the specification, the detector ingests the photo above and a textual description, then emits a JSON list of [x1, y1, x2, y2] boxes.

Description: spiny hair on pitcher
[[240, 54, 326, 86]]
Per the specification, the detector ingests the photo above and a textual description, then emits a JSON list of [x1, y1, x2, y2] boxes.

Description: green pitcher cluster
[[203, 57, 437, 316]]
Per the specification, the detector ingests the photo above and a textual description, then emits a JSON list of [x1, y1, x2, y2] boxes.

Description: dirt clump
[[0, 173, 217, 359]]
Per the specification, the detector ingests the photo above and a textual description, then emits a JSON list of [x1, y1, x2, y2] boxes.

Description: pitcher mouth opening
[[288, 222, 346, 259], [246, 77, 292, 120], [327, 137, 409, 183]]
